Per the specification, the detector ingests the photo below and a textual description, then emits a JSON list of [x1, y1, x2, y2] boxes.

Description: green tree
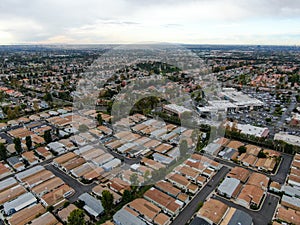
[[67, 209, 86, 225], [143, 170, 151, 182], [97, 113, 103, 125], [43, 93, 53, 102], [238, 145, 247, 154], [179, 139, 188, 157], [258, 150, 267, 158], [78, 124, 89, 132], [191, 129, 200, 142], [44, 130, 52, 143], [13, 106, 20, 118], [7, 108, 15, 120], [130, 173, 139, 192], [122, 190, 133, 203], [25, 136, 32, 150], [265, 118, 271, 123], [0, 143, 7, 160], [13, 138, 22, 153], [101, 190, 114, 214]]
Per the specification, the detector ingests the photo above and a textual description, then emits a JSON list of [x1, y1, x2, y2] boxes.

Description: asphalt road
[[272, 153, 293, 184], [171, 166, 230, 225], [45, 164, 97, 203], [213, 193, 280, 225]]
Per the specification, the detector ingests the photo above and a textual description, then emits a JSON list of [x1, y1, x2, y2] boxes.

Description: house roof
[[226, 140, 244, 150], [245, 144, 261, 156], [31, 177, 64, 196], [237, 184, 264, 206], [190, 217, 211, 225], [53, 152, 77, 165], [198, 199, 229, 225], [78, 193, 104, 216], [154, 213, 170, 225], [155, 180, 181, 197], [0, 184, 26, 205], [217, 177, 240, 197], [228, 209, 253, 225], [128, 198, 160, 221], [8, 203, 45, 225], [276, 206, 300, 225], [3, 192, 37, 215], [0, 177, 17, 192], [144, 188, 179, 210], [30, 212, 59, 225], [58, 204, 79, 222], [113, 209, 146, 225], [239, 153, 257, 165], [167, 173, 190, 187], [41, 184, 73, 206], [247, 172, 269, 189], [227, 167, 250, 183]]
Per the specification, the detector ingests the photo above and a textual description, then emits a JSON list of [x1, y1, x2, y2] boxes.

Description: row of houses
[[0, 165, 74, 225], [107, 116, 195, 160], [113, 153, 221, 225], [208, 138, 281, 173], [193, 198, 253, 225], [273, 153, 300, 225], [53, 145, 122, 182], [217, 167, 269, 209]]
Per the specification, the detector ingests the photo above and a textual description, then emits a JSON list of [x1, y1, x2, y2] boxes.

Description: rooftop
[[198, 199, 229, 225]]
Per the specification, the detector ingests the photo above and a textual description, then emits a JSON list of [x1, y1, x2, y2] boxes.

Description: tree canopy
[[44, 130, 52, 143], [14, 138, 22, 153], [25, 136, 32, 150], [0, 143, 7, 160], [179, 139, 188, 157], [238, 145, 247, 154], [101, 190, 114, 214], [67, 209, 86, 225]]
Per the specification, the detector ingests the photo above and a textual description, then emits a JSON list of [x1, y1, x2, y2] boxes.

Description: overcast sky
[[0, 0, 300, 45]]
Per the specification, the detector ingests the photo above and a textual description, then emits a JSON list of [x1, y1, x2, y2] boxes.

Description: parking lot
[[227, 88, 298, 138]]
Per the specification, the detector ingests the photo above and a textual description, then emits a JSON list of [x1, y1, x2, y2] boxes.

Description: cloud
[[0, 0, 299, 44]]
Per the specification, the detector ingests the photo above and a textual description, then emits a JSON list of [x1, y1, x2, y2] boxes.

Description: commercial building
[[163, 104, 192, 118], [220, 88, 264, 109], [225, 121, 269, 138], [274, 132, 300, 147]]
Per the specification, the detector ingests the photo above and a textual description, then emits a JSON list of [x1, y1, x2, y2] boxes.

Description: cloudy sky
[[0, 0, 300, 45]]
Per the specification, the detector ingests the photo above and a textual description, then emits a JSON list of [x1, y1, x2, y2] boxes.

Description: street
[[44, 164, 97, 203], [213, 193, 280, 225], [171, 166, 230, 225]]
